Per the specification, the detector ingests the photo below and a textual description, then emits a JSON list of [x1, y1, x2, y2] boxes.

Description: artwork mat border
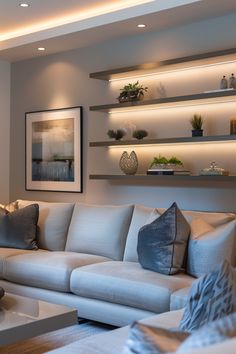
[[25, 106, 83, 193]]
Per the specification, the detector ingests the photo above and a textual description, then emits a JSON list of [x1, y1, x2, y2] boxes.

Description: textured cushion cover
[[0, 204, 39, 250], [17, 199, 74, 251], [177, 312, 236, 353], [180, 260, 236, 332], [66, 203, 133, 260], [138, 202, 190, 275], [123, 322, 188, 354], [123, 205, 160, 262], [187, 220, 236, 277], [70, 261, 193, 313]]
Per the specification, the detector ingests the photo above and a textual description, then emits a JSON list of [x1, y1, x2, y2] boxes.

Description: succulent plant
[[132, 129, 148, 140], [107, 129, 126, 140]]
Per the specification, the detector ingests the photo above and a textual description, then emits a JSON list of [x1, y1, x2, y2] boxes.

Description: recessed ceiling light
[[38, 47, 45, 51], [137, 24, 146, 28], [19, 3, 29, 7]]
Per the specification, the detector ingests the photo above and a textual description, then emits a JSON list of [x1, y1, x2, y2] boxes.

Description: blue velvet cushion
[[137, 202, 190, 275], [0, 204, 39, 250], [180, 260, 236, 332]]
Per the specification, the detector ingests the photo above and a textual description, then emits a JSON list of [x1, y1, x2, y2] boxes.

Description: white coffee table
[[0, 292, 77, 346]]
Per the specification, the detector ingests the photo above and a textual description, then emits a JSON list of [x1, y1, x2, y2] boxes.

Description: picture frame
[[25, 106, 83, 192]]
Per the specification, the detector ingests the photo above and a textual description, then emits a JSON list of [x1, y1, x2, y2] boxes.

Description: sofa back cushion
[[17, 200, 74, 251], [65, 203, 133, 260], [123, 205, 160, 262], [187, 220, 236, 277]]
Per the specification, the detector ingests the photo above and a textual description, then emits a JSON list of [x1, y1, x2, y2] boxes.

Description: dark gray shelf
[[89, 47, 236, 81], [89, 90, 236, 113], [89, 135, 236, 147], [89, 174, 236, 181]]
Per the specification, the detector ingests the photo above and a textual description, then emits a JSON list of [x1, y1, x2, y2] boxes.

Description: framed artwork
[[25, 106, 83, 192]]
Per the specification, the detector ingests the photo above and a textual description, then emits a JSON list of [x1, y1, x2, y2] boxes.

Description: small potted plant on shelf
[[117, 81, 148, 103], [149, 155, 169, 169], [132, 129, 148, 140], [107, 129, 126, 140], [190, 114, 203, 137], [168, 156, 183, 169]]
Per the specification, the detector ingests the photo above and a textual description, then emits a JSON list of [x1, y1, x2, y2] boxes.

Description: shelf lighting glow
[[108, 98, 236, 114], [109, 60, 236, 82]]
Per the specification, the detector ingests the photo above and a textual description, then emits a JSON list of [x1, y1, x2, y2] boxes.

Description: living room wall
[[0, 60, 10, 203], [10, 12, 236, 211]]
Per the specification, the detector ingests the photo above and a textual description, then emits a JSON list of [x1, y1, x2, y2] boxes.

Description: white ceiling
[[0, 0, 236, 62]]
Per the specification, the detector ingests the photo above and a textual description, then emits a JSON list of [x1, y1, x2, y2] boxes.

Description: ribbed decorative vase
[[119, 151, 138, 175]]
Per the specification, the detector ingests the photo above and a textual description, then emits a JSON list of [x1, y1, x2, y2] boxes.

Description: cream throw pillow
[[190, 218, 214, 239]]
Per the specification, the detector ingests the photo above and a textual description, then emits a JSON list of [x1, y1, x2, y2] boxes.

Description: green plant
[[107, 129, 126, 140], [190, 114, 203, 130], [118, 81, 148, 102], [168, 156, 183, 166], [150, 155, 169, 167], [132, 129, 148, 140]]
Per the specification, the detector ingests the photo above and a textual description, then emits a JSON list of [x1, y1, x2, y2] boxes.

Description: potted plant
[[190, 114, 203, 137], [132, 129, 148, 140], [107, 129, 126, 140], [149, 155, 169, 169], [168, 156, 183, 170], [117, 81, 148, 103]]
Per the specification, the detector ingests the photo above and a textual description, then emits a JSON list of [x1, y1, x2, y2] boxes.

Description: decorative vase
[[192, 129, 203, 137], [119, 151, 138, 175]]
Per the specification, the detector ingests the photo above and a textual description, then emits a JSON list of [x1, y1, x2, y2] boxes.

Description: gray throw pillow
[[122, 322, 188, 354], [180, 260, 236, 332], [0, 204, 39, 250], [177, 312, 236, 352], [137, 202, 190, 275]]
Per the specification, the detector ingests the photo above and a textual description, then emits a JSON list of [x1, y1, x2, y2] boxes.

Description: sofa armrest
[[170, 287, 190, 311]]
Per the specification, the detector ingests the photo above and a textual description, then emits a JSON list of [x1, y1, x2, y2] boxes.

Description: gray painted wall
[[0, 60, 10, 203], [10, 13, 236, 211]]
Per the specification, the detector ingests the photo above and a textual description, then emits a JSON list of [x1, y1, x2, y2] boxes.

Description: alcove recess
[[89, 47, 236, 183]]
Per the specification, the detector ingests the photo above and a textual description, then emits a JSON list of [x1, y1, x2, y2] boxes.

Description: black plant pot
[[192, 129, 203, 137]]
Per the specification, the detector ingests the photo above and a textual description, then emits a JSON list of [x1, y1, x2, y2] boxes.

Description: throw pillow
[[122, 322, 189, 354], [137, 202, 190, 275], [0, 200, 18, 213], [187, 219, 236, 277], [180, 260, 236, 332], [177, 312, 236, 353], [0, 204, 39, 250]]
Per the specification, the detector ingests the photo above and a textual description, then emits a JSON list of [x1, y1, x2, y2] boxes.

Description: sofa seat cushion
[[70, 261, 194, 313], [3, 251, 111, 292], [0, 248, 31, 278]]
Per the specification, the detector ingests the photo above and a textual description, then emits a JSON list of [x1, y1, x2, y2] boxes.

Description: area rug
[[1, 321, 113, 354]]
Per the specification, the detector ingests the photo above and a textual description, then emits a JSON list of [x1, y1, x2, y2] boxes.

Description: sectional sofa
[[0, 199, 235, 330]]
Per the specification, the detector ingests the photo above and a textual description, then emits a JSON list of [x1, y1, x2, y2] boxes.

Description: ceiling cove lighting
[[1, 0, 154, 41], [38, 47, 45, 51], [19, 2, 29, 7]]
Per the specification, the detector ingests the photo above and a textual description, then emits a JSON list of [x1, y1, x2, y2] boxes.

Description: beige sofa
[[0, 199, 235, 328]]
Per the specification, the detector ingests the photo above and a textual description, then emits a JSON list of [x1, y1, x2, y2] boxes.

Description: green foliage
[[150, 155, 169, 167], [190, 114, 203, 130], [150, 155, 183, 167], [132, 129, 148, 140], [107, 129, 126, 140], [168, 156, 183, 165], [120, 81, 148, 94]]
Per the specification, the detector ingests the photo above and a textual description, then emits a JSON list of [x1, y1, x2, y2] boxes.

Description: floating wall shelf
[[89, 47, 236, 81], [89, 174, 236, 182], [89, 135, 236, 147], [89, 90, 236, 113]]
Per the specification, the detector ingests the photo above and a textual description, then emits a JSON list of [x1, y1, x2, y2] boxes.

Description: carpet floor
[[0, 321, 113, 354]]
